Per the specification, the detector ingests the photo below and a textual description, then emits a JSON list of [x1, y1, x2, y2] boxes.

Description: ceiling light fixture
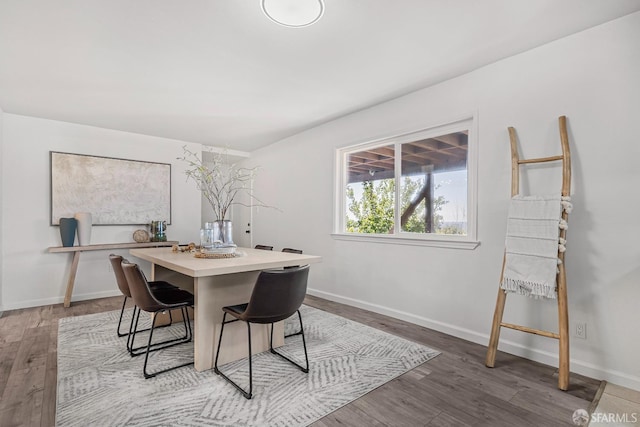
[[261, 0, 325, 28]]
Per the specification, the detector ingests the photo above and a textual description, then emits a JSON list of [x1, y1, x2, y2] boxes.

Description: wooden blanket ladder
[[485, 115, 572, 390]]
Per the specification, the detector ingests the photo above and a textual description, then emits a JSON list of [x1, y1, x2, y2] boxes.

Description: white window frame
[[332, 114, 479, 250]]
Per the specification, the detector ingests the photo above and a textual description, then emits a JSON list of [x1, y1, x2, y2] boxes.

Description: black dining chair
[[109, 254, 180, 352], [121, 260, 194, 379], [281, 247, 302, 269], [280, 248, 305, 337], [214, 265, 310, 399], [281, 247, 303, 254], [254, 244, 273, 250]]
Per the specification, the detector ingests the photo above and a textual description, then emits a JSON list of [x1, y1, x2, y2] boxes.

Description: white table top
[[129, 247, 322, 278]]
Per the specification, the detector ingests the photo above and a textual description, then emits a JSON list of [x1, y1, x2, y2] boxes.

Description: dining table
[[129, 246, 322, 371]]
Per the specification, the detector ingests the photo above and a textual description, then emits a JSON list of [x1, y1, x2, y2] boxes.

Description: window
[[334, 117, 478, 249]]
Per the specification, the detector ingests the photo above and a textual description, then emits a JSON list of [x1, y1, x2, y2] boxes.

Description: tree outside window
[[342, 129, 469, 236]]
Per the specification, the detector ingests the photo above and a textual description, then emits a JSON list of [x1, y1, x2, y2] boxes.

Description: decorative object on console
[[74, 212, 92, 246], [59, 217, 77, 247], [150, 220, 167, 242], [132, 229, 150, 243]]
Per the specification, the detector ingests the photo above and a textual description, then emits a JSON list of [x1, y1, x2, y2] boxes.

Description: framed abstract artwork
[[50, 151, 171, 225]]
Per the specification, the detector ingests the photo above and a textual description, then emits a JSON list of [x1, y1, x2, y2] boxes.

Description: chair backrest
[[242, 265, 310, 324], [121, 261, 164, 313], [282, 248, 303, 254], [109, 254, 131, 298], [254, 244, 273, 250], [282, 247, 303, 269]]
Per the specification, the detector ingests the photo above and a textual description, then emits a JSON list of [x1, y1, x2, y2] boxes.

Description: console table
[[48, 241, 178, 307]]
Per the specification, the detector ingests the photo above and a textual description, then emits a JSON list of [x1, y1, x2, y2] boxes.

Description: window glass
[[336, 117, 476, 245], [400, 131, 468, 235], [345, 144, 395, 234]]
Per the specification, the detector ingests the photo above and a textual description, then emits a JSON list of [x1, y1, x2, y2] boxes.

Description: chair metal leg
[[117, 296, 173, 353], [284, 312, 303, 338], [247, 322, 253, 398], [127, 307, 190, 357], [298, 310, 310, 371], [128, 305, 142, 354], [214, 313, 253, 399], [117, 296, 129, 337], [215, 310, 310, 399], [269, 310, 309, 373], [143, 307, 193, 379]]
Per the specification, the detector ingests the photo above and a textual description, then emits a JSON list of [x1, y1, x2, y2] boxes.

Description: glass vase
[[204, 220, 234, 245]]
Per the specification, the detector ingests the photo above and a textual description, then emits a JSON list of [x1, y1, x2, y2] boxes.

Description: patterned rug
[[56, 305, 440, 426]]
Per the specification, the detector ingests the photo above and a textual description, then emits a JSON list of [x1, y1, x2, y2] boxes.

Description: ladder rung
[[500, 322, 560, 339], [518, 155, 564, 164]]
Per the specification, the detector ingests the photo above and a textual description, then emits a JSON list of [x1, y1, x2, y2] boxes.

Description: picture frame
[[50, 151, 171, 225]]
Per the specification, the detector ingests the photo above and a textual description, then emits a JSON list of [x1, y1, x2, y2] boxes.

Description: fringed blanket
[[501, 194, 571, 299]]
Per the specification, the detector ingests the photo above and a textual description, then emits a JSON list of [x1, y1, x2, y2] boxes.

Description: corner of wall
[[0, 105, 4, 314]]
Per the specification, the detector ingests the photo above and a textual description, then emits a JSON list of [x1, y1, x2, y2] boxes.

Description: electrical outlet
[[107, 263, 113, 273], [575, 322, 587, 339]]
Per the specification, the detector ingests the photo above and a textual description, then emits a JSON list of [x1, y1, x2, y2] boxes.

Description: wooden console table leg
[[63, 251, 81, 308]]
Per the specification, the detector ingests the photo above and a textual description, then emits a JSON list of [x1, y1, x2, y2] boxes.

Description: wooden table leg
[[150, 265, 285, 371], [150, 262, 156, 280], [63, 251, 81, 308], [192, 272, 284, 371]]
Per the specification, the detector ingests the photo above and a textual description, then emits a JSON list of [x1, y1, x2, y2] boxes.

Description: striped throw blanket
[[501, 195, 564, 299]]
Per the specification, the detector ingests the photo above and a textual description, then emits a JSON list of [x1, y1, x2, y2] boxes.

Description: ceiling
[[1, 1, 639, 152]]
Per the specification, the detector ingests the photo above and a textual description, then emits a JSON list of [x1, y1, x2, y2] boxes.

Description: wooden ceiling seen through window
[[347, 131, 468, 184]]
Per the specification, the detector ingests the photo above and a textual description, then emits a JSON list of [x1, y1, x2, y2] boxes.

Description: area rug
[[56, 305, 440, 426]]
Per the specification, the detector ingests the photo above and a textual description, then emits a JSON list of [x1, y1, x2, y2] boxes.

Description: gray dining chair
[[254, 244, 273, 250], [109, 254, 180, 354], [282, 247, 302, 254], [121, 260, 195, 378]]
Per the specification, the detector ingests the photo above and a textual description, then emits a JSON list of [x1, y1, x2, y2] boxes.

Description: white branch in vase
[[178, 146, 279, 220]]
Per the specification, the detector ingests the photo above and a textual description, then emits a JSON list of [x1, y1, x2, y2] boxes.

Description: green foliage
[[346, 180, 395, 233], [346, 177, 454, 234]]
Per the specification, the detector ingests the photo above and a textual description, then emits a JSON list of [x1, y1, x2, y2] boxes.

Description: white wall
[[0, 106, 4, 313], [240, 12, 640, 390], [0, 114, 203, 310]]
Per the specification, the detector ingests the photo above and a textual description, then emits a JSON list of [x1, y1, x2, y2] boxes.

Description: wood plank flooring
[[0, 295, 600, 426]]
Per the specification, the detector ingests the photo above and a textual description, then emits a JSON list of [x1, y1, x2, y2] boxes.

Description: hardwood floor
[[0, 295, 600, 426]]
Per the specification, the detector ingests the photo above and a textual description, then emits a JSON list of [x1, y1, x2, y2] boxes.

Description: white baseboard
[[0, 290, 122, 312], [307, 288, 640, 392], [4, 286, 639, 392]]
